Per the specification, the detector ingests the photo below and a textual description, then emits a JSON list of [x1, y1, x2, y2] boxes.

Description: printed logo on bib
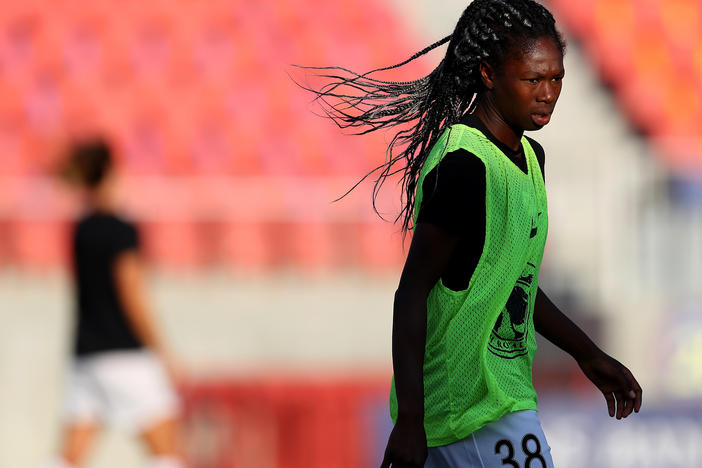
[[489, 262, 536, 359], [529, 212, 542, 239]]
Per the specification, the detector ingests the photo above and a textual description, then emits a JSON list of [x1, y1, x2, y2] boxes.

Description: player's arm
[[381, 223, 459, 468], [113, 250, 180, 382], [534, 287, 642, 418]]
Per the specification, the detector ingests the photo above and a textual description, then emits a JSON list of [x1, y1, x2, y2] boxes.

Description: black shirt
[[73, 212, 144, 356], [416, 114, 546, 292]]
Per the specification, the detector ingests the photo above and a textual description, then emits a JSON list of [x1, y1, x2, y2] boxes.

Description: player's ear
[[479, 61, 496, 90]]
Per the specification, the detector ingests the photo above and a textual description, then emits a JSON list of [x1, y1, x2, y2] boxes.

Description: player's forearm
[[114, 253, 169, 355], [122, 297, 167, 353], [392, 287, 427, 423], [534, 287, 601, 362], [130, 310, 163, 351]]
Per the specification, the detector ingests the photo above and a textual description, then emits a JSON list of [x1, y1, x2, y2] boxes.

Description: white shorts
[[63, 350, 180, 432], [426, 410, 554, 468]]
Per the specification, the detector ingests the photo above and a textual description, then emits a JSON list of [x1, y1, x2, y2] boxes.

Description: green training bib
[[389, 124, 549, 447]]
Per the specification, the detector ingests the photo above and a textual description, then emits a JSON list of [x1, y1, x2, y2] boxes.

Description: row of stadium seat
[[0, 0, 419, 271], [0, 0, 417, 177], [0, 118, 387, 176], [0, 79, 394, 176], [551, 0, 702, 170], [0, 21, 402, 85], [0, 170, 407, 271], [0, 219, 405, 272]]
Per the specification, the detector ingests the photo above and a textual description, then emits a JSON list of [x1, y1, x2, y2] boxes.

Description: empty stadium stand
[[2, 0, 698, 273], [550, 0, 702, 170], [0, 0, 416, 272]]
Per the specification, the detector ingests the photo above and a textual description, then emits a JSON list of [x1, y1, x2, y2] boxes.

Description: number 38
[[494, 433, 548, 468]]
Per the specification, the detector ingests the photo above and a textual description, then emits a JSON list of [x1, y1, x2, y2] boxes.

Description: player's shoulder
[[112, 213, 136, 231], [106, 214, 140, 251], [441, 148, 486, 170], [435, 149, 487, 183], [524, 136, 545, 160], [84, 212, 137, 238], [112, 214, 139, 240], [423, 149, 485, 196], [99, 212, 135, 230]]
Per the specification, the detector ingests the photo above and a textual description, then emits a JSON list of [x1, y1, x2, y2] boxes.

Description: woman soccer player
[[301, 0, 642, 466], [46, 140, 186, 468]]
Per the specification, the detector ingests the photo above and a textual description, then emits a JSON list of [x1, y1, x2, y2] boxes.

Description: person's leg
[[60, 423, 100, 466], [42, 423, 99, 468], [140, 416, 186, 467], [141, 416, 183, 454], [48, 357, 103, 468]]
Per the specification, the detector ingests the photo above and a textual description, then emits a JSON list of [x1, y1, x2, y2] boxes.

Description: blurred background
[[0, 0, 700, 466]]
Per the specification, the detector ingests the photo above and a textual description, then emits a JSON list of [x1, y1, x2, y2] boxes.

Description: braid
[[296, 0, 565, 235]]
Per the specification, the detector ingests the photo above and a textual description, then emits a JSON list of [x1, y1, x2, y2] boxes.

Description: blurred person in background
[[301, 0, 642, 466], [44, 140, 186, 468]]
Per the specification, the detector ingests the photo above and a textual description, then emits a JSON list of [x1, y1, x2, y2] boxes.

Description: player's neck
[[473, 97, 523, 152], [86, 184, 117, 214]]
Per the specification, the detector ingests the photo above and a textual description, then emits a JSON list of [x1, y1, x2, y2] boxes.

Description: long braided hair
[[298, 0, 565, 234]]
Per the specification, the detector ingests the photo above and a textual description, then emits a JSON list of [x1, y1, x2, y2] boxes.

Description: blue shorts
[[425, 410, 554, 468]]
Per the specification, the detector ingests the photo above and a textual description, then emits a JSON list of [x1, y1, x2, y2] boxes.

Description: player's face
[[493, 37, 565, 131]]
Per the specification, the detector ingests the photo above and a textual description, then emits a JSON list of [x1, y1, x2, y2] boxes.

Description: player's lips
[[531, 112, 551, 126]]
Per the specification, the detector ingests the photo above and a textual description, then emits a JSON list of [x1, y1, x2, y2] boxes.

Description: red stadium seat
[[659, 0, 701, 52], [24, 73, 63, 138], [180, 87, 239, 175], [358, 221, 404, 273], [548, 1, 595, 38], [226, 78, 270, 174], [139, 220, 203, 269], [617, 74, 664, 134], [0, 125, 30, 175], [189, 22, 239, 84], [633, 33, 675, 81], [47, 4, 109, 84], [115, 86, 189, 175], [553, 0, 702, 170], [0, 83, 32, 174], [227, 128, 263, 175], [587, 0, 638, 85], [289, 222, 336, 273], [9, 219, 70, 271], [220, 221, 276, 271], [59, 79, 123, 144], [119, 118, 168, 174]]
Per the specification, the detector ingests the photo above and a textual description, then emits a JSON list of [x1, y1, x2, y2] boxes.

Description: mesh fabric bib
[[389, 124, 548, 447]]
